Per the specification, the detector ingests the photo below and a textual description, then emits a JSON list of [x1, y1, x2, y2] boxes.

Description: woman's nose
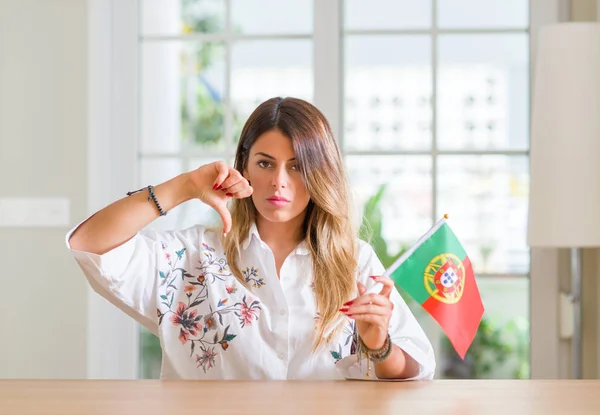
[[271, 167, 288, 189]]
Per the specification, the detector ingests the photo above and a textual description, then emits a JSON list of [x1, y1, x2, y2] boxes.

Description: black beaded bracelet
[[126, 185, 167, 216]]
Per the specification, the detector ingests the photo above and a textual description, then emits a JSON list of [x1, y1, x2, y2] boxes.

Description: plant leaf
[[189, 299, 205, 308], [344, 334, 352, 347]]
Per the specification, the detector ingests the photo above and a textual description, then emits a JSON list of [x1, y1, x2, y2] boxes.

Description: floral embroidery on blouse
[[243, 266, 265, 289], [330, 321, 356, 363], [155, 240, 262, 373]]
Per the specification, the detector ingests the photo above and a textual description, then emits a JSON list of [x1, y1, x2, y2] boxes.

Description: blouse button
[[280, 309, 286, 316], [278, 352, 285, 360]]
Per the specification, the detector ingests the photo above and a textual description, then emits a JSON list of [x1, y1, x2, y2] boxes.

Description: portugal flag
[[388, 217, 484, 359]]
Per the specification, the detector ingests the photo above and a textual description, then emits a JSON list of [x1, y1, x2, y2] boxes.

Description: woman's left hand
[[340, 276, 394, 350]]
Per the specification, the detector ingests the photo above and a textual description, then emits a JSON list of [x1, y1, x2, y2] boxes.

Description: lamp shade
[[528, 23, 600, 248]]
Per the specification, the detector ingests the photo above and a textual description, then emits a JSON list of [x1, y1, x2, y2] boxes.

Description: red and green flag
[[387, 217, 484, 359]]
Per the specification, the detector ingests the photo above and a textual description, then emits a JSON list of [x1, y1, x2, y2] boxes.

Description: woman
[[67, 97, 435, 380]]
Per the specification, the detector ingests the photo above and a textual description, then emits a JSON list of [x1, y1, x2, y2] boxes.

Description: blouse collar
[[241, 222, 310, 256]]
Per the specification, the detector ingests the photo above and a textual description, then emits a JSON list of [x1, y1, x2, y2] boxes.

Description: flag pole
[[383, 214, 449, 279]]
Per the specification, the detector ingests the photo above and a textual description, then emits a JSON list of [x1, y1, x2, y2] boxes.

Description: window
[[343, 0, 530, 379], [138, 0, 314, 232], [137, 0, 315, 378], [134, 0, 534, 379]]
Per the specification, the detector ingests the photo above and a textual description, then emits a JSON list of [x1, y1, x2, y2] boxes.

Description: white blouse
[[66, 222, 435, 380]]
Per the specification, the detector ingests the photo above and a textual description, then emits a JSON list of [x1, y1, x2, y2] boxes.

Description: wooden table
[[1, 380, 599, 415]]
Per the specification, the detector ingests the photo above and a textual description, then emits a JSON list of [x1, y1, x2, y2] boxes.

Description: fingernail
[[343, 300, 354, 306], [213, 184, 220, 190], [370, 276, 378, 280], [226, 193, 233, 197], [346, 314, 353, 317], [339, 307, 349, 312]]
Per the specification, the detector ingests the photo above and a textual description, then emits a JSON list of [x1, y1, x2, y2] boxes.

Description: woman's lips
[[267, 196, 290, 207]]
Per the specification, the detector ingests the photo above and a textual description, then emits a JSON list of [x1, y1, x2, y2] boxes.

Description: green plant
[[140, 326, 162, 379], [359, 183, 404, 268], [441, 316, 530, 379], [179, 2, 241, 148], [181, 77, 225, 146], [479, 242, 495, 273], [182, 0, 222, 33], [358, 184, 424, 316]]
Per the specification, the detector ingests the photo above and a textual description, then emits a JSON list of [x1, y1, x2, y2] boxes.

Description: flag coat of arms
[[386, 217, 484, 359]]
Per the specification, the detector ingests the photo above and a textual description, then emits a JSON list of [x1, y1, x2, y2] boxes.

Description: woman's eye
[[289, 165, 298, 171], [257, 160, 271, 168]]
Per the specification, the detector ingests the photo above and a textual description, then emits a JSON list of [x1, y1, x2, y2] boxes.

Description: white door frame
[[528, 0, 570, 379], [87, 0, 139, 379]]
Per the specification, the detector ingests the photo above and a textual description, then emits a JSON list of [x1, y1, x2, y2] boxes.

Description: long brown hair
[[222, 97, 357, 350]]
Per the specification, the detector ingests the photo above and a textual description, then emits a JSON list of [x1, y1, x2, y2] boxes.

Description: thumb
[[213, 201, 232, 235]]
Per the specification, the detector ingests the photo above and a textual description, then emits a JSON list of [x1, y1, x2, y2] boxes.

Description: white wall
[[0, 0, 88, 378]]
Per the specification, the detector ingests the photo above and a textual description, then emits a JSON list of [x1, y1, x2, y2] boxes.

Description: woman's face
[[244, 129, 311, 224]]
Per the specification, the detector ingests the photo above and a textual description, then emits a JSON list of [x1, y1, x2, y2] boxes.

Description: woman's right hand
[[187, 161, 253, 234]]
